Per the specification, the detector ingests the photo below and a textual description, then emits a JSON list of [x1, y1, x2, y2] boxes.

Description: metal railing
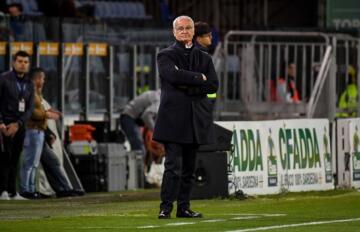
[[220, 30, 360, 120], [307, 45, 333, 118], [0, 41, 171, 130]]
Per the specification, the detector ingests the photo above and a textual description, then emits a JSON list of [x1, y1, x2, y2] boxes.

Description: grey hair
[[172, 15, 194, 29]]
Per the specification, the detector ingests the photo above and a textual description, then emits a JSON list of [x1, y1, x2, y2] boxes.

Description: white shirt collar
[[185, 43, 193, 49]]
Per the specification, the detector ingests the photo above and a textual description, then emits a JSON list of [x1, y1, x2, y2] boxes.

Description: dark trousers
[[41, 143, 72, 193], [120, 114, 145, 154], [160, 143, 198, 211], [0, 128, 25, 195]]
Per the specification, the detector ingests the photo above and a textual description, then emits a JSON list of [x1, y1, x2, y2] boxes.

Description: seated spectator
[[7, 3, 23, 17], [7, 3, 27, 41], [20, 68, 60, 199], [270, 62, 300, 103]]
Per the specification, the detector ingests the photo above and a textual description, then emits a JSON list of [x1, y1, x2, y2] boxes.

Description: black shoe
[[38, 192, 53, 199], [56, 190, 78, 198], [176, 208, 202, 218], [71, 189, 85, 196], [158, 209, 171, 219], [20, 192, 42, 200]]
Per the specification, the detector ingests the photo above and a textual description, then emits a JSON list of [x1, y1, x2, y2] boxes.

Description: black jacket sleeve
[[186, 59, 219, 96], [157, 52, 206, 87], [18, 83, 35, 127], [45, 127, 56, 148]]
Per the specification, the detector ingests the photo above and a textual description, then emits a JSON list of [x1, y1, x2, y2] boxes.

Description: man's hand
[[46, 111, 61, 120], [201, 74, 207, 81], [48, 108, 62, 116], [0, 123, 6, 134], [49, 134, 56, 145], [5, 122, 19, 138]]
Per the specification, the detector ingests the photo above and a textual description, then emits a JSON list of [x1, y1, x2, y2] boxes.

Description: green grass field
[[0, 189, 360, 232]]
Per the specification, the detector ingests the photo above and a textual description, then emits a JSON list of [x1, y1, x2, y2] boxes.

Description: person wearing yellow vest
[[337, 65, 358, 118]]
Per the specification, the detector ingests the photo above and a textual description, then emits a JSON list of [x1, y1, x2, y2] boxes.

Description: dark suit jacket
[[0, 70, 34, 128], [153, 41, 218, 144]]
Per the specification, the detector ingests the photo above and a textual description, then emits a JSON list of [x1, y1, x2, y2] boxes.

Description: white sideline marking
[[226, 217, 360, 232], [202, 219, 226, 223], [224, 214, 286, 217], [166, 222, 196, 226], [261, 214, 286, 217], [137, 225, 160, 229], [76, 227, 126, 229], [231, 216, 260, 220]]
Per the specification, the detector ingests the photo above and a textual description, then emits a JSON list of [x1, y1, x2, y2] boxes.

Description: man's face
[[173, 18, 194, 44], [288, 63, 296, 77], [13, 56, 30, 75], [8, 6, 21, 17], [196, 32, 212, 48], [32, 72, 45, 91]]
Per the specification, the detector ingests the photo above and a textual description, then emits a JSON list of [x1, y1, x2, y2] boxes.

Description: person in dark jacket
[[0, 51, 34, 200], [194, 21, 217, 104], [194, 21, 212, 52], [154, 15, 218, 219]]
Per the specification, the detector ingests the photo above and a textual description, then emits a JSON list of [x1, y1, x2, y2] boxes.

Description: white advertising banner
[[347, 119, 360, 188], [217, 119, 334, 195]]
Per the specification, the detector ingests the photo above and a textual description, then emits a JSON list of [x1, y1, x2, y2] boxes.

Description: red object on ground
[[144, 128, 165, 158], [69, 124, 96, 142]]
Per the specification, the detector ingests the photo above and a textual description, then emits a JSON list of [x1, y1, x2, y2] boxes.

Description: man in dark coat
[[153, 15, 218, 219], [0, 51, 34, 200]]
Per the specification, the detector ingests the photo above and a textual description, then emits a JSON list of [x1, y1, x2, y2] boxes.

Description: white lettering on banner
[[333, 19, 360, 29], [280, 172, 322, 187], [230, 175, 263, 189]]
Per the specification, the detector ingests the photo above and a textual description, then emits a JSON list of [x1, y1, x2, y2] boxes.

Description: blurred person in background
[[7, 3, 25, 40], [39, 99, 84, 198], [194, 21, 217, 105], [194, 21, 212, 52], [337, 65, 358, 118], [7, 3, 23, 17], [20, 68, 61, 199], [270, 61, 300, 103], [119, 89, 162, 155], [0, 51, 34, 200]]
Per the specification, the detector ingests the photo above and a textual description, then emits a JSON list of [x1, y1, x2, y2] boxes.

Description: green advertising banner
[[217, 119, 334, 195], [327, 0, 360, 29]]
